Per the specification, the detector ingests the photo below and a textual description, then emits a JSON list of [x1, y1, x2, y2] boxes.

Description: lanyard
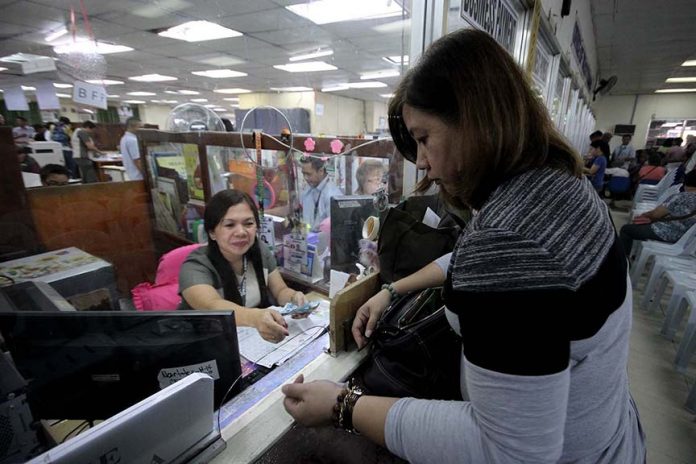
[[312, 182, 327, 223], [237, 255, 248, 306]]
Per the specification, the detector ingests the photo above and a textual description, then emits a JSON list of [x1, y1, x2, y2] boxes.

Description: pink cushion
[[155, 244, 202, 285], [131, 244, 202, 311], [131, 282, 181, 311]]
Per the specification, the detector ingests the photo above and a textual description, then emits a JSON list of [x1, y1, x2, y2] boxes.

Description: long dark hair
[[204, 189, 271, 307], [388, 29, 582, 210]]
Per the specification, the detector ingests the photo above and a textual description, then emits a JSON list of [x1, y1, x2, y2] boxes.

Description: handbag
[[356, 195, 463, 400], [359, 288, 462, 400]]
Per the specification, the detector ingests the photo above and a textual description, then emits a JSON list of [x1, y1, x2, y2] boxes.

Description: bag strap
[[638, 166, 658, 180]]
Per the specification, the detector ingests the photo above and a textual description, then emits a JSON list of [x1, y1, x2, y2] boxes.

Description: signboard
[[571, 22, 593, 91], [460, 0, 519, 54], [73, 81, 108, 109], [35, 80, 60, 110], [3, 85, 29, 111]]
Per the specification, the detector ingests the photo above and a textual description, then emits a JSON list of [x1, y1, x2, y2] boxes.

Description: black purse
[[360, 288, 462, 400], [356, 195, 463, 400]]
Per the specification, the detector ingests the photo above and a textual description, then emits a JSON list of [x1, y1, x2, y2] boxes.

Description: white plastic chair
[[640, 254, 696, 310], [645, 269, 696, 321], [629, 223, 696, 286], [630, 183, 682, 220], [669, 291, 696, 374], [28, 141, 65, 168], [633, 168, 678, 204]]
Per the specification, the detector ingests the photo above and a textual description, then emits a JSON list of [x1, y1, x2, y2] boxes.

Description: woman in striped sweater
[[282, 29, 646, 463]]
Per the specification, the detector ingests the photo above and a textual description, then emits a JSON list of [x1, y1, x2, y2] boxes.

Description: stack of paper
[[237, 300, 330, 368]]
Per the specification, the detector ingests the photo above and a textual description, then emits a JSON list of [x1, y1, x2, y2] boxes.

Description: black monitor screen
[[0, 311, 242, 420], [330, 195, 379, 274]]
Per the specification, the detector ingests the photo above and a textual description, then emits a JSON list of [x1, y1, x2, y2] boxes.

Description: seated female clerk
[[179, 189, 306, 343]]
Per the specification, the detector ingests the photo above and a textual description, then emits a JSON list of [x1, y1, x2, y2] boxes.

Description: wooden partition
[[27, 181, 157, 295]]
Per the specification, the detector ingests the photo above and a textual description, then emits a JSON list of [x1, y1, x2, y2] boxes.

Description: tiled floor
[[612, 208, 696, 464]]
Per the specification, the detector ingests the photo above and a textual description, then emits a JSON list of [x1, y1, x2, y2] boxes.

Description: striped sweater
[[385, 168, 646, 463]]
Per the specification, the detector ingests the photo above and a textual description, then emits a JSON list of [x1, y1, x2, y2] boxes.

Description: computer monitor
[[0, 311, 242, 421], [330, 195, 379, 274]]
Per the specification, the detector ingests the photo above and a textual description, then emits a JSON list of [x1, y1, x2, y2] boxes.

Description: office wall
[[239, 92, 315, 113], [138, 104, 173, 130], [314, 92, 366, 136], [594, 94, 696, 149], [365, 100, 388, 133]]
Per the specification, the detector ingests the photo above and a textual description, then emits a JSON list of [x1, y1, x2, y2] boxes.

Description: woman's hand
[[254, 308, 289, 343], [282, 374, 344, 427], [290, 291, 306, 306], [352, 289, 391, 349]]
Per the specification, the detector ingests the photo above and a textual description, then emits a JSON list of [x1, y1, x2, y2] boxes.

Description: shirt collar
[[308, 174, 330, 192]]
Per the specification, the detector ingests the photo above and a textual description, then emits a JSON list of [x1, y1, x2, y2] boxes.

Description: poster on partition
[[182, 143, 205, 202]]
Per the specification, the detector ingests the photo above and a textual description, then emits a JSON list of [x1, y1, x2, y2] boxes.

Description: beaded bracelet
[[381, 283, 398, 301], [332, 380, 364, 434]]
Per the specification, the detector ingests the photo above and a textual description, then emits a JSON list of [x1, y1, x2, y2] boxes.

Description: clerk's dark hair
[[204, 189, 270, 307], [388, 29, 582, 210]]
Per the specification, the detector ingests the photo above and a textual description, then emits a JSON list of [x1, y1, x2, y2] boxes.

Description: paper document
[[237, 300, 330, 368], [422, 207, 441, 228]]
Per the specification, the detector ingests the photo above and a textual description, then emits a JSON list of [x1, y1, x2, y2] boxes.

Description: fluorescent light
[[372, 19, 409, 33], [190, 98, 208, 102], [665, 77, 696, 83], [655, 88, 696, 93], [204, 104, 217, 107], [214, 88, 251, 94], [230, 103, 240, 107], [273, 61, 337, 73], [191, 69, 247, 78], [212, 108, 227, 112], [223, 97, 239, 101], [129, 74, 177, 82], [289, 49, 333, 62], [380, 93, 395, 98], [53, 83, 73, 88], [661, 122, 679, 127], [165, 89, 200, 95], [158, 20, 242, 42], [45, 27, 68, 42], [383, 55, 409, 65], [81, 109, 94, 114], [0, 53, 52, 63], [682, 60, 696, 66], [21, 86, 36, 91], [347, 81, 387, 89], [124, 100, 145, 104], [150, 99, 178, 104], [86, 79, 124, 85], [53, 40, 133, 55], [56, 93, 71, 98], [188, 54, 245, 66], [269, 86, 313, 92], [322, 84, 349, 92], [360, 69, 400, 80], [127, 91, 157, 96], [0, 67, 6, 71], [286, 0, 402, 25], [107, 94, 120, 98]]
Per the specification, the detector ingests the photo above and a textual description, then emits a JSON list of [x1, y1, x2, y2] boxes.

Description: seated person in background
[[637, 152, 666, 185], [666, 137, 686, 164], [12, 116, 35, 147], [355, 159, 387, 195], [33, 124, 47, 141], [658, 138, 673, 155], [17, 146, 40, 174], [583, 140, 609, 193], [179, 189, 307, 343], [620, 170, 696, 257], [40, 164, 71, 186], [300, 157, 343, 231]]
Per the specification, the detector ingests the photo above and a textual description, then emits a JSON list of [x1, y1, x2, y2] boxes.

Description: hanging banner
[[73, 81, 108, 109], [4, 85, 29, 111], [35, 80, 61, 110]]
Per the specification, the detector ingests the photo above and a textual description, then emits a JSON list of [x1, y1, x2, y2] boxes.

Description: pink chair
[[131, 244, 202, 311]]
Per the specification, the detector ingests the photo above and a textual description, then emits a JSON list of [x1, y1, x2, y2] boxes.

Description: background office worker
[[179, 189, 306, 343], [300, 157, 343, 230], [120, 117, 144, 181]]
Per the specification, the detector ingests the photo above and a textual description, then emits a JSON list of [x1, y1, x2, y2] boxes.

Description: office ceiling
[[591, 0, 696, 95], [0, 0, 411, 112]]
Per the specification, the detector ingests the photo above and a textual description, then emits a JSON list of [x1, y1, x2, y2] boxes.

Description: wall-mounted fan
[[165, 103, 226, 132], [593, 75, 618, 101]]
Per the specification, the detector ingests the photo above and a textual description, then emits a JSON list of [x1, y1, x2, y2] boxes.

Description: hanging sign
[[73, 81, 108, 109]]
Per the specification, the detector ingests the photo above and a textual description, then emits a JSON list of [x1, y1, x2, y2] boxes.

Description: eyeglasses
[[45, 180, 69, 186]]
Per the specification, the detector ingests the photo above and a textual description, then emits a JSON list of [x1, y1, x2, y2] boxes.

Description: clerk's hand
[[254, 308, 289, 343], [282, 374, 344, 427], [290, 291, 306, 306], [352, 289, 391, 349]]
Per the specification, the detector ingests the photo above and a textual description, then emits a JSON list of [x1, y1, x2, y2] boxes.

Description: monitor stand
[[28, 373, 226, 464]]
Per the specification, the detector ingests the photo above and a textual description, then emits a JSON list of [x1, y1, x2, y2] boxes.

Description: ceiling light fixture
[[665, 77, 696, 83], [53, 40, 133, 55], [273, 61, 337, 73], [53, 83, 73, 88], [655, 88, 696, 93], [45, 27, 69, 42], [223, 97, 239, 101], [360, 69, 400, 80], [21, 86, 36, 91], [0, 67, 6, 72], [129, 74, 177, 82], [86, 79, 124, 85], [380, 93, 395, 98], [158, 20, 242, 42], [289, 49, 333, 62], [107, 94, 120, 98], [346, 81, 387, 89], [190, 98, 208, 102], [124, 100, 146, 104], [213, 88, 251, 94], [286, 0, 402, 25], [127, 91, 157, 96], [269, 86, 313, 92], [191, 69, 247, 78], [212, 108, 227, 112], [321, 84, 349, 92], [0, 53, 53, 63], [56, 93, 71, 98], [165, 89, 200, 95], [681, 60, 696, 67]]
